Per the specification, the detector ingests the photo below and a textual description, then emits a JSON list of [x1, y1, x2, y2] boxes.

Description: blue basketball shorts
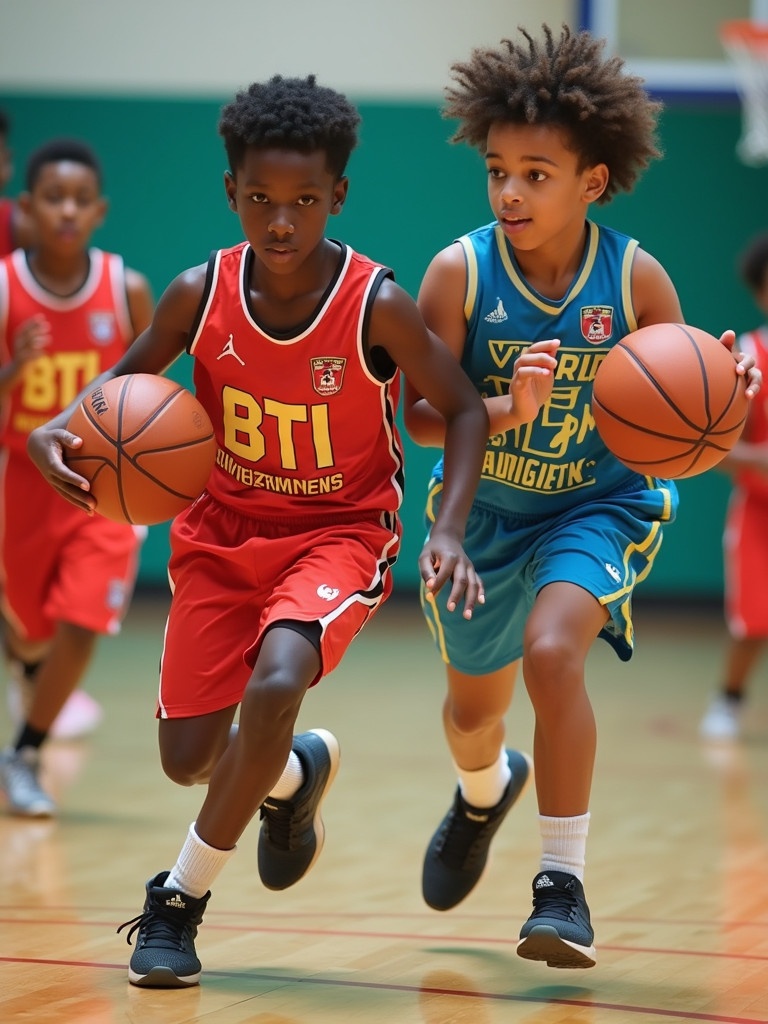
[[420, 478, 678, 675]]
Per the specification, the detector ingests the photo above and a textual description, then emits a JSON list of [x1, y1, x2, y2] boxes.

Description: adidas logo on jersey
[[484, 298, 508, 323], [604, 562, 622, 583]]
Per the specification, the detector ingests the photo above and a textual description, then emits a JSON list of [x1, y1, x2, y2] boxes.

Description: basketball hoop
[[720, 19, 768, 166]]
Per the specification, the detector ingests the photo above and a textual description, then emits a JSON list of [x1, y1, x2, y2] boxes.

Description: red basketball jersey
[[188, 241, 405, 518], [0, 199, 14, 257], [735, 326, 768, 499], [0, 248, 134, 454]]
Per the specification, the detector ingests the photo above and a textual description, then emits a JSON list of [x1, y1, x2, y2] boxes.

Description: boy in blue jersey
[[405, 24, 762, 969]]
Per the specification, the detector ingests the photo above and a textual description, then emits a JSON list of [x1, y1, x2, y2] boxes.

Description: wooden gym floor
[[1, 590, 767, 1023]]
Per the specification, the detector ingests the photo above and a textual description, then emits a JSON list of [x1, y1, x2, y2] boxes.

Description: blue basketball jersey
[[430, 220, 675, 519]]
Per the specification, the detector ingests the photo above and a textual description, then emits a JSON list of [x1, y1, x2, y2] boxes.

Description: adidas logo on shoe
[[535, 873, 554, 889], [165, 893, 186, 909]]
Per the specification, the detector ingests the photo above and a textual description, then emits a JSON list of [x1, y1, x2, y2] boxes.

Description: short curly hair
[[218, 74, 361, 180], [444, 24, 662, 204]]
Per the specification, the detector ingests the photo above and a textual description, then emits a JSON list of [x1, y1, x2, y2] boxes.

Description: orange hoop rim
[[720, 19, 768, 53]]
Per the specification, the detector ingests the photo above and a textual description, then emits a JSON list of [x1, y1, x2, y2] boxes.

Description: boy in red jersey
[[26, 75, 512, 988], [1, 119, 115, 741], [0, 138, 154, 816], [700, 231, 768, 741]]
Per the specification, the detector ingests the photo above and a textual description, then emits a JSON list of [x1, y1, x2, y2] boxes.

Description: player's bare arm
[[632, 248, 761, 397], [26, 264, 207, 512], [405, 245, 558, 442], [369, 277, 488, 616]]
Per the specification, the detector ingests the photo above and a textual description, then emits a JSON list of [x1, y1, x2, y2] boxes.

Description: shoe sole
[[7, 802, 56, 818], [516, 925, 597, 969], [128, 965, 201, 987], [293, 727, 341, 884]]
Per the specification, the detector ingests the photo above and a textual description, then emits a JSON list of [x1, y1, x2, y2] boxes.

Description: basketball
[[592, 323, 749, 479], [65, 373, 217, 524]]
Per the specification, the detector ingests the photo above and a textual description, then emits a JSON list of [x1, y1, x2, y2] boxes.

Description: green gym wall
[[0, 93, 762, 598]]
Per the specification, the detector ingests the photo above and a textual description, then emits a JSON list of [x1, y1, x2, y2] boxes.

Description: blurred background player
[[1, 110, 101, 740], [700, 231, 768, 741], [0, 108, 34, 256], [0, 137, 154, 815]]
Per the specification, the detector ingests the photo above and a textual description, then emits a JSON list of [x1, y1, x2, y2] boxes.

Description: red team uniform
[[0, 247, 143, 643], [0, 199, 14, 257], [724, 326, 768, 639], [159, 242, 404, 717]]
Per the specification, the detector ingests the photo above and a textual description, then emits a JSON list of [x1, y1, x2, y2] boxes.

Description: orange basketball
[[592, 323, 749, 479], [66, 373, 217, 524]]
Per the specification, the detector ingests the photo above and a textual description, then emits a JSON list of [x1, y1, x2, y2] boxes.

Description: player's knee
[[242, 670, 305, 732], [523, 632, 576, 693], [446, 699, 500, 736], [161, 750, 213, 786], [159, 732, 217, 785]]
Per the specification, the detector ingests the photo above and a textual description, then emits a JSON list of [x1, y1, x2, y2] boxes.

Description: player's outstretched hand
[[719, 329, 762, 398], [27, 424, 95, 514], [419, 526, 484, 619], [508, 338, 560, 423]]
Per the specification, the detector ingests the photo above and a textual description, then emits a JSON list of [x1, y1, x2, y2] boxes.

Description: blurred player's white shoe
[[6, 665, 104, 741], [699, 695, 742, 741]]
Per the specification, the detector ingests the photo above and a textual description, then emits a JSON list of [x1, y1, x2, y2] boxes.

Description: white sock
[[165, 822, 236, 898], [539, 812, 591, 881], [456, 748, 511, 808], [269, 750, 304, 800]]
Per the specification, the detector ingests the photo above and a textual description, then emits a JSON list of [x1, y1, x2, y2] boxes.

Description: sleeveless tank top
[[187, 241, 404, 519]]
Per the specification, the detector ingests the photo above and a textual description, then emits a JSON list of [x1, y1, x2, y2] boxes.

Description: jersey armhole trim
[[362, 266, 397, 381], [458, 236, 477, 323], [622, 238, 639, 333], [187, 251, 220, 355]]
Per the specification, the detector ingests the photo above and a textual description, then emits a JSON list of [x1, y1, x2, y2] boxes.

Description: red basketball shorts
[[723, 487, 768, 639], [157, 492, 401, 718], [0, 453, 144, 642]]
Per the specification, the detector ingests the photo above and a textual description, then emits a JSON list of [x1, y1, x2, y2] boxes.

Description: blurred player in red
[[0, 138, 154, 815], [0, 109, 33, 257], [701, 231, 768, 741], [1, 111, 106, 741]]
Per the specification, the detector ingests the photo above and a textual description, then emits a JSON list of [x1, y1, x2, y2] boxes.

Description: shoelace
[[530, 886, 579, 922], [117, 907, 189, 949], [435, 796, 489, 868], [260, 801, 295, 849]]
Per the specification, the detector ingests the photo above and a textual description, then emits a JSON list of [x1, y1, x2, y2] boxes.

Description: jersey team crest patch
[[89, 311, 117, 344], [311, 357, 346, 395], [580, 306, 613, 344]]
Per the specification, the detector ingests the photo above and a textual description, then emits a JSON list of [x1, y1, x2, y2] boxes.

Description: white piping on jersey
[[237, 243, 354, 345], [355, 265, 405, 511], [317, 520, 400, 635], [107, 253, 134, 341], [9, 247, 106, 310]]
